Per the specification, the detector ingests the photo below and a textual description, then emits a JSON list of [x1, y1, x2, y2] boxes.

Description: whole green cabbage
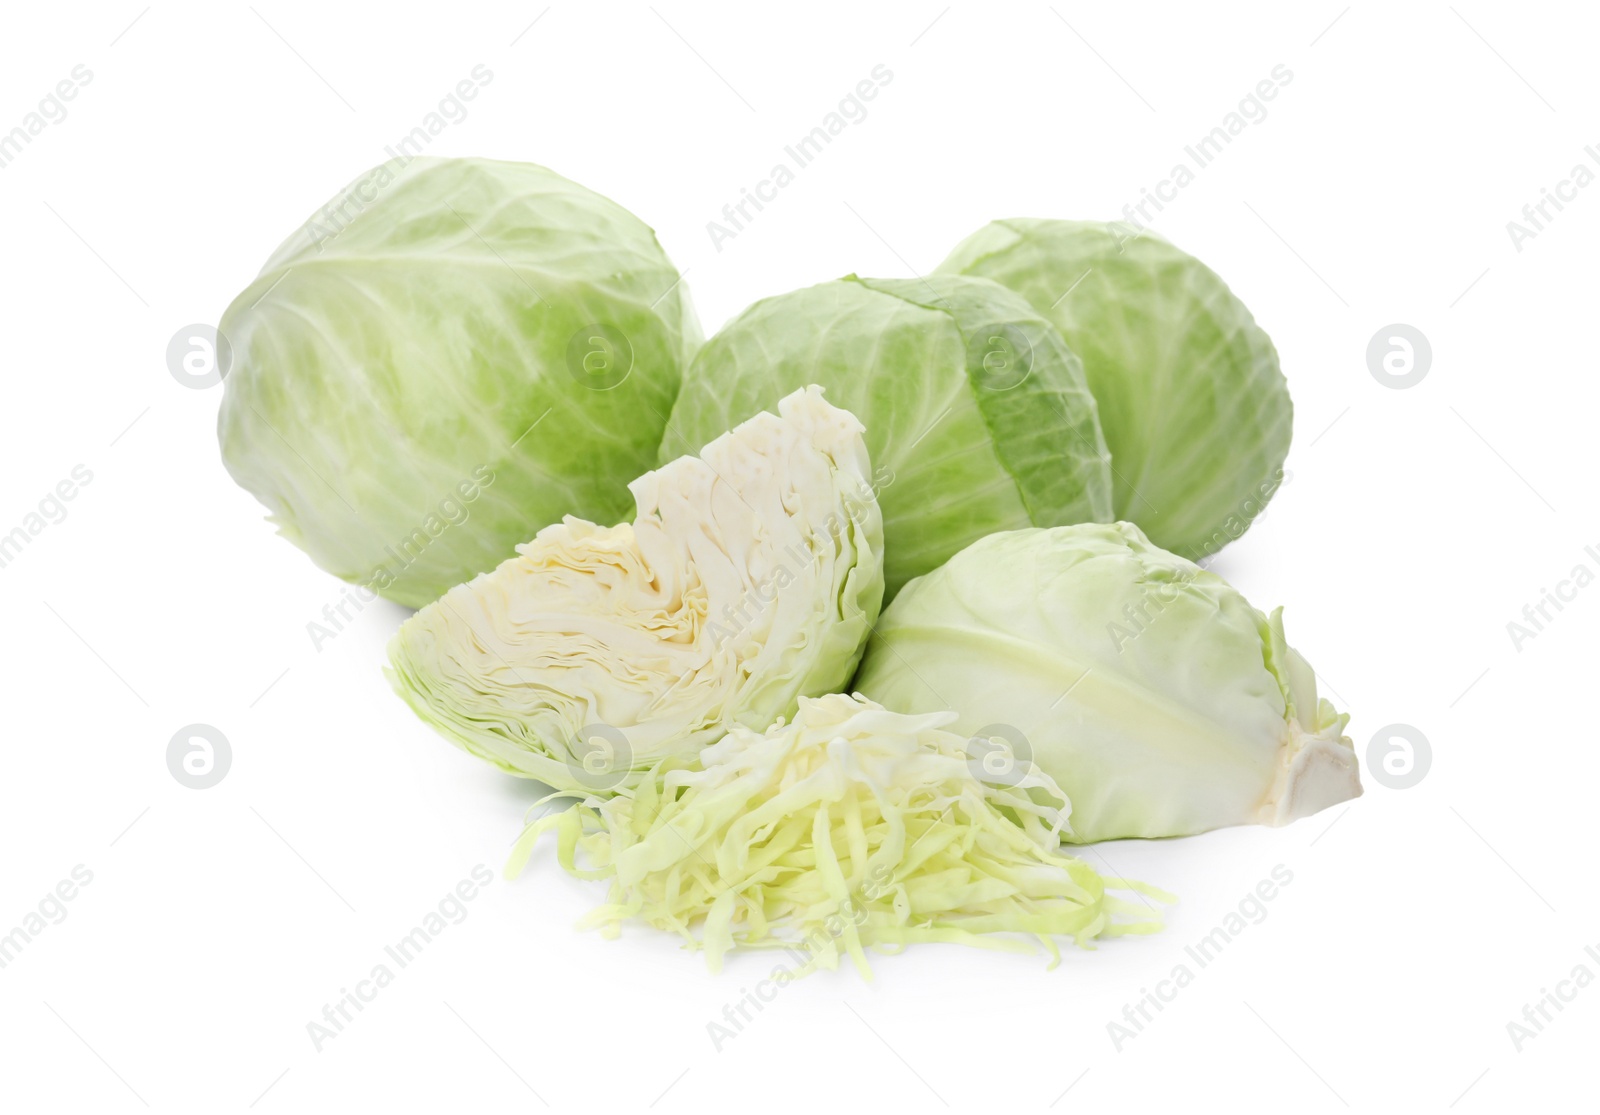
[[217, 156, 701, 608], [388, 387, 884, 793], [936, 220, 1291, 560], [664, 275, 1112, 599], [854, 522, 1360, 842]]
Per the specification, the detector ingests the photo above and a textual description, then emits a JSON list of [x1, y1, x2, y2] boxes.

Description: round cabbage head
[[217, 156, 701, 608], [387, 387, 884, 792], [936, 220, 1291, 560], [854, 522, 1360, 843], [664, 274, 1112, 600]]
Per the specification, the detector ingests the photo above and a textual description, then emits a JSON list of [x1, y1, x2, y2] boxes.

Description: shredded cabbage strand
[[507, 694, 1172, 975]]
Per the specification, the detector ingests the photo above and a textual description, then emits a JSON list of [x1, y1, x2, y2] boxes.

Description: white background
[[1, 2, 1595, 1111]]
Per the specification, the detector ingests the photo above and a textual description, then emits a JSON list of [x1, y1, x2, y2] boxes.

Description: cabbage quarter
[[388, 387, 885, 793]]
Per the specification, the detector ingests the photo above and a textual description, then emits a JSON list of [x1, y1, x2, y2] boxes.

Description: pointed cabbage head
[[855, 522, 1360, 842]]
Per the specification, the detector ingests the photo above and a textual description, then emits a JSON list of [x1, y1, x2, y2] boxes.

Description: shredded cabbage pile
[[507, 694, 1172, 975]]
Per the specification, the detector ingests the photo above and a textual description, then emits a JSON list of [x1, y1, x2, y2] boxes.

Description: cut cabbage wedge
[[387, 387, 884, 793]]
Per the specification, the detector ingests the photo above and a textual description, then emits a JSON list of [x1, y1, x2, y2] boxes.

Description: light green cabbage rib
[[387, 387, 884, 793], [507, 694, 1172, 975]]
